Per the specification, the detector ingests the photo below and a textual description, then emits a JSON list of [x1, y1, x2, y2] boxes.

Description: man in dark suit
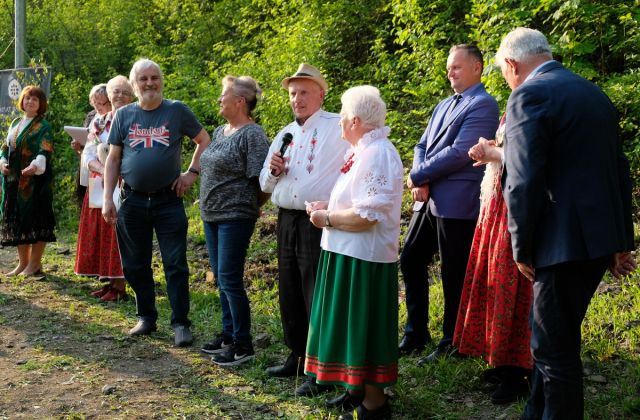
[[400, 44, 499, 362], [497, 28, 636, 419]]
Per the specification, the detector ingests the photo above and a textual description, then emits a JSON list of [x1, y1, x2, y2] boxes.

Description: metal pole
[[15, 0, 26, 68]]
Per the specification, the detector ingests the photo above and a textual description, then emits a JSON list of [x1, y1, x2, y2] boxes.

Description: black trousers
[[276, 208, 323, 358], [522, 256, 608, 420], [400, 205, 476, 346]]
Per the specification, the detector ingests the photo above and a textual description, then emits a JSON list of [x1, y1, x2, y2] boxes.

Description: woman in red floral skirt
[[75, 77, 133, 301], [453, 114, 532, 404]]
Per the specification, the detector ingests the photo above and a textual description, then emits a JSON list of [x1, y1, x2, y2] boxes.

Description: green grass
[[1, 209, 636, 419]]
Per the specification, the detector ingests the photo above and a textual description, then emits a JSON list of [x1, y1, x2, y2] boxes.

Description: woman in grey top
[[199, 76, 270, 366]]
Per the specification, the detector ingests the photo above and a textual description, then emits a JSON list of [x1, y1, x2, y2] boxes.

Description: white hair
[[340, 85, 386, 130], [495, 27, 553, 69], [88, 83, 108, 104], [129, 58, 163, 98], [106, 75, 133, 99]]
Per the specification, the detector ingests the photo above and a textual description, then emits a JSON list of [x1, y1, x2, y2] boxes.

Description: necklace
[[340, 153, 355, 174]]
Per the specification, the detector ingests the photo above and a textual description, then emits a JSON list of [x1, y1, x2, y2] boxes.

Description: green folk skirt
[[304, 250, 399, 390]]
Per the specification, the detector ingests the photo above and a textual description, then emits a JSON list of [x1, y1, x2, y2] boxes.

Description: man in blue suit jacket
[[497, 28, 636, 419], [400, 44, 499, 362]]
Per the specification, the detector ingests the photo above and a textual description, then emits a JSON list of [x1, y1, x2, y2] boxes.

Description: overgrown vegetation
[[0, 0, 638, 227]]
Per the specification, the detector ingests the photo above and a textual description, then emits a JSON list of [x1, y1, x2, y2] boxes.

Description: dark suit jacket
[[503, 61, 634, 268], [410, 83, 499, 219]]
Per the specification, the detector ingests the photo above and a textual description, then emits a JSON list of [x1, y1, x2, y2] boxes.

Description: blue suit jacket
[[503, 61, 634, 268], [410, 83, 499, 219]]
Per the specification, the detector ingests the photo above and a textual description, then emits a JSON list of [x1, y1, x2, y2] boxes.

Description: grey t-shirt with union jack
[[108, 99, 202, 192]]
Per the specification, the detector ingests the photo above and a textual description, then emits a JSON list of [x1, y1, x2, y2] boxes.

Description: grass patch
[[0, 214, 635, 418]]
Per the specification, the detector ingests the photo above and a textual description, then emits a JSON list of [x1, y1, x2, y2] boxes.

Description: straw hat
[[281, 63, 328, 92]]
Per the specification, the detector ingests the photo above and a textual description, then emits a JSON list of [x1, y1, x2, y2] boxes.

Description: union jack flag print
[[128, 124, 171, 148]]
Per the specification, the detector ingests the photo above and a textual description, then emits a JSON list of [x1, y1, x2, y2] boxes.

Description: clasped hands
[[406, 176, 429, 203], [468, 137, 502, 166], [306, 200, 329, 228]]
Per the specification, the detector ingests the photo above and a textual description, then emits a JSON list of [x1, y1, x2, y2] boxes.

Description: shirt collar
[[524, 60, 556, 84], [456, 82, 483, 99], [296, 108, 323, 128]]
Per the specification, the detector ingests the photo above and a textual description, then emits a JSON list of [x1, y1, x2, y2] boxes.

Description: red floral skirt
[[74, 175, 123, 280], [453, 178, 533, 369]]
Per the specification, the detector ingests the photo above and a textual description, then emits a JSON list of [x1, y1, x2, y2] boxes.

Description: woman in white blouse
[[305, 85, 403, 420]]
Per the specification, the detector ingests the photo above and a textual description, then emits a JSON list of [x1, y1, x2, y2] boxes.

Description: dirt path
[[0, 246, 218, 419]]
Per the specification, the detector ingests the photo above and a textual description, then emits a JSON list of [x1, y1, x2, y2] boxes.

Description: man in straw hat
[[260, 63, 349, 396]]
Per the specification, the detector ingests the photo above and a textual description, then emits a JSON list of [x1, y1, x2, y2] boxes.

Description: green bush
[[0, 0, 636, 230]]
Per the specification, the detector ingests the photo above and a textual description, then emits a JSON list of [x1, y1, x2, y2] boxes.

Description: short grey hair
[[340, 85, 386, 130], [495, 27, 553, 69], [89, 83, 108, 105], [106, 75, 133, 99], [222, 75, 262, 117], [129, 58, 163, 98]]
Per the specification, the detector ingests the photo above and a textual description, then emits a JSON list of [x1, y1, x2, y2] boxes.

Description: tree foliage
[[0, 0, 638, 225]]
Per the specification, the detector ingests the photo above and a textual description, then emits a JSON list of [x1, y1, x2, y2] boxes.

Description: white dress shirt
[[259, 109, 349, 210], [321, 127, 404, 263]]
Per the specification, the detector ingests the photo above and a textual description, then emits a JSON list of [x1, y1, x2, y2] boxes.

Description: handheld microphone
[[272, 132, 293, 175]]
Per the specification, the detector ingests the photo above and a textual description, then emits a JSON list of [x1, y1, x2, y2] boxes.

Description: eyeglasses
[[95, 100, 110, 107], [112, 89, 133, 97]]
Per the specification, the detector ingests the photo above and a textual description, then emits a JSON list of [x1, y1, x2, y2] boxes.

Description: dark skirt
[[0, 176, 56, 246]]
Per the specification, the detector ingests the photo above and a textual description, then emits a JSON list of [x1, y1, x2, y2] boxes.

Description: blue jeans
[[203, 219, 256, 346], [116, 188, 190, 327]]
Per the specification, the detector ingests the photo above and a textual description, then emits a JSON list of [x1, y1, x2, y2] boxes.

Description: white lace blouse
[[321, 127, 404, 263]]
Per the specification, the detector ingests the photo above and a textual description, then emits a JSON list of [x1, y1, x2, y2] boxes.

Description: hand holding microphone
[[270, 132, 293, 176]]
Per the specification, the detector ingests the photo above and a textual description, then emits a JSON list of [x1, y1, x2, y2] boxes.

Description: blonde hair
[[222, 75, 262, 117]]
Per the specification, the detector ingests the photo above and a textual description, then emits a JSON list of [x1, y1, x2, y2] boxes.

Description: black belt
[[278, 207, 307, 216], [123, 184, 174, 197]]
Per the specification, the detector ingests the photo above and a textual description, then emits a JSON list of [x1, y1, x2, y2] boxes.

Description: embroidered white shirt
[[259, 109, 349, 210], [321, 127, 404, 263]]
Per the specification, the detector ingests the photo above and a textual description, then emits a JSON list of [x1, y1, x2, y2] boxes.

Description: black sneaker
[[201, 332, 233, 355], [211, 343, 255, 366]]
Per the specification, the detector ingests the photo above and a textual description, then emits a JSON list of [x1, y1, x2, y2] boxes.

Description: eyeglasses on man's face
[[112, 89, 132, 97]]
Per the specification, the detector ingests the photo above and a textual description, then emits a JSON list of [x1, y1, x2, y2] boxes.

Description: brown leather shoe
[[101, 288, 127, 302], [90, 285, 111, 298]]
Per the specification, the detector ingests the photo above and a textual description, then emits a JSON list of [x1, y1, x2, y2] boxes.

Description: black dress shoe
[[338, 400, 391, 420], [325, 391, 364, 411], [398, 334, 430, 356], [295, 377, 334, 397], [490, 376, 530, 404], [128, 320, 157, 336], [417, 344, 456, 365], [480, 366, 507, 385], [266, 353, 305, 377]]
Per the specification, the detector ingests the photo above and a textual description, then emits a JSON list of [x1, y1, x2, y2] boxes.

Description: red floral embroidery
[[306, 129, 318, 173], [340, 153, 355, 173]]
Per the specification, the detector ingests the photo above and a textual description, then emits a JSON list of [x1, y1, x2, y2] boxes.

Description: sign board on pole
[[0, 67, 52, 128]]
